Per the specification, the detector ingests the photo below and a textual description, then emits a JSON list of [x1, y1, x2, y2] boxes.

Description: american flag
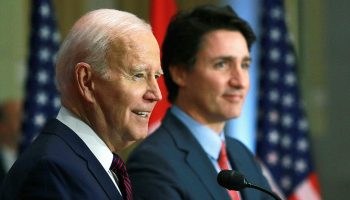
[[257, 0, 322, 199], [21, 0, 60, 151]]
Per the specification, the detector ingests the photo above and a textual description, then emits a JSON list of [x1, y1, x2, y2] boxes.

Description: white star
[[267, 151, 279, 165], [37, 92, 48, 105], [39, 48, 50, 62], [270, 28, 281, 41], [53, 96, 61, 108], [269, 69, 279, 82], [282, 155, 292, 169], [34, 113, 46, 127], [282, 94, 294, 107], [269, 89, 279, 103], [285, 52, 295, 66], [281, 176, 292, 190], [269, 48, 280, 62], [40, 26, 50, 40], [37, 70, 48, 84], [269, 110, 279, 124], [268, 130, 279, 144], [282, 135, 291, 149], [282, 114, 293, 127], [297, 139, 309, 152], [52, 31, 60, 44], [271, 7, 282, 20], [40, 3, 50, 17], [285, 73, 296, 86], [298, 119, 308, 131], [295, 159, 307, 173]]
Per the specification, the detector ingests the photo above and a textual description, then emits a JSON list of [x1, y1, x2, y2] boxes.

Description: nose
[[144, 76, 163, 102], [229, 66, 249, 89]]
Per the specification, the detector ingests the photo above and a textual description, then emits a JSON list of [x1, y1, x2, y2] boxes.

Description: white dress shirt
[[56, 106, 121, 194]]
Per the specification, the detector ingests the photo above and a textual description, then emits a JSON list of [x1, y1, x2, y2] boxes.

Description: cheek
[[115, 86, 146, 111], [191, 79, 223, 106], [97, 87, 127, 116], [205, 76, 227, 94], [243, 73, 250, 93], [124, 85, 145, 99]]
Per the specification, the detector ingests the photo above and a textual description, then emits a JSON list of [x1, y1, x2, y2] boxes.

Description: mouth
[[133, 111, 151, 118], [223, 93, 242, 101]]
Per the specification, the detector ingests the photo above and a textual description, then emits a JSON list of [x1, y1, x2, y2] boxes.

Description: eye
[[214, 60, 228, 69], [155, 73, 163, 80], [241, 62, 250, 70], [134, 72, 145, 80]]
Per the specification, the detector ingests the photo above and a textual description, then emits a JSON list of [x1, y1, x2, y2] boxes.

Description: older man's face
[[93, 31, 162, 149]]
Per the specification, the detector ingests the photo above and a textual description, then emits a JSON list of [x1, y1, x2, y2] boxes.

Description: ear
[[169, 66, 187, 87], [75, 62, 95, 103]]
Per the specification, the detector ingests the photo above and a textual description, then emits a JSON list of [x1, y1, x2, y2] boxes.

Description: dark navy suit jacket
[[0, 119, 122, 200], [127, 110, 273, 200], [0, 152, 6, 187]]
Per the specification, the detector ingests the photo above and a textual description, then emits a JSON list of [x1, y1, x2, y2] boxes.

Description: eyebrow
[[132, 64, 164, 75], [214, 55, 252, 62], [243, 56, 252, 62], [157, 69, 164, 75]]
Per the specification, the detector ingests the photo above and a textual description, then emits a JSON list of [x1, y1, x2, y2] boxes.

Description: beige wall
[[0, 0, 28, 101]]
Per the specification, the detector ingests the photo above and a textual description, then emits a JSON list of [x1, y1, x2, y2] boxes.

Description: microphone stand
[[244, 182, 282, 200], [217, 170, 283, 200]]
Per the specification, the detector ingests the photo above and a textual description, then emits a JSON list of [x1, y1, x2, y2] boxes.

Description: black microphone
[[217, 170, 282, 200]]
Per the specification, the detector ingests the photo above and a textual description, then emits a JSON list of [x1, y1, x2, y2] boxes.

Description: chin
[[131, 129, 148, 140], [225, 111, 242, 119]]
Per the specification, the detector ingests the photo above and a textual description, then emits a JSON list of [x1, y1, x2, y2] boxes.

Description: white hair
[[56, 9, 151, 92]]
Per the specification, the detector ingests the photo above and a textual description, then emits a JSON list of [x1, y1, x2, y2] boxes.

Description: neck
[[174, 102, 225, 134]]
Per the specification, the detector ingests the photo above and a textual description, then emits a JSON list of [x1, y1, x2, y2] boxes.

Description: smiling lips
[[133, 111, 151, 118], [223, 93, 243, 102]]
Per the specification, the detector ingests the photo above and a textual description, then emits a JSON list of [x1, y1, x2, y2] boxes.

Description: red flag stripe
[[148, 0, 177, 132], [289, 173, 322, 200]]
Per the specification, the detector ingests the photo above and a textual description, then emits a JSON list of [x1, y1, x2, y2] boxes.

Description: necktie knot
[[110, 153, 128, 176], [110, 153, 133, 200], [218, 142, 229, 170]]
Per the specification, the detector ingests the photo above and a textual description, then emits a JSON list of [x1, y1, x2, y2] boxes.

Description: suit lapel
[[86, 159, 122, 200], [226, 137, 259, 200], [162, 111, 230, 200], [185, 150, 230, 200], [43, 119, 122, 200]]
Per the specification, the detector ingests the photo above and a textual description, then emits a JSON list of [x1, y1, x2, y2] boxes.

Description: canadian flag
[[148, 0, 177, 133]]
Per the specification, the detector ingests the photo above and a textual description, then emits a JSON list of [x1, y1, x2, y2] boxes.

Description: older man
[[1, 9, 162, 200]]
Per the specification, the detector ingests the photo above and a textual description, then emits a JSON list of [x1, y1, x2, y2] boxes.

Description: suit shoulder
[[127, 125, 183, 169], [226, 137, 254, 155], [134, 126, 175, 152]]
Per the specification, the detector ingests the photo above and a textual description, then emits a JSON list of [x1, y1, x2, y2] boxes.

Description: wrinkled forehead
[[107, 30, 160, 69], [107, 34, 134, 62]]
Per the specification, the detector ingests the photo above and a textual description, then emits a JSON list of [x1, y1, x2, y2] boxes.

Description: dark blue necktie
[[110, 153, 132, 200]]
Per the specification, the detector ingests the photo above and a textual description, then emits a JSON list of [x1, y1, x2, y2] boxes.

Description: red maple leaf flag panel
[[148, 0, 177, 133]]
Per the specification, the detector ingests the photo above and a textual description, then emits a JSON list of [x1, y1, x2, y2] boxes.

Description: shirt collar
[[171, 105, 225, 160], [56, 106, 113, 172]]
